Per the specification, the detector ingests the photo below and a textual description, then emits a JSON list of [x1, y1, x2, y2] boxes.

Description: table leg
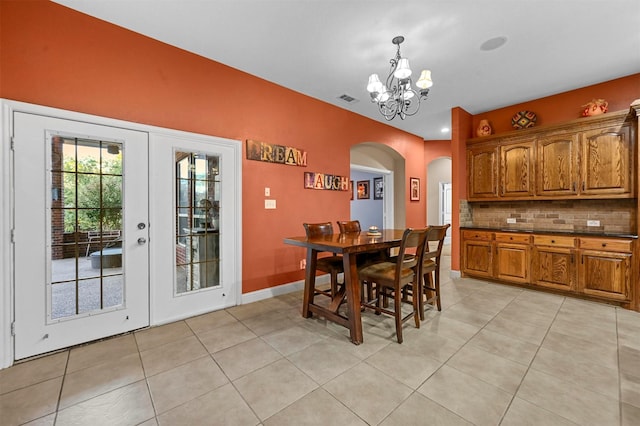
[[301, 248, 318, 318], [343, 252, 363, 344]]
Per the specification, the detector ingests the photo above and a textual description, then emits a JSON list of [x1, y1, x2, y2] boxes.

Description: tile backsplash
[[465, 199, 637, 235]]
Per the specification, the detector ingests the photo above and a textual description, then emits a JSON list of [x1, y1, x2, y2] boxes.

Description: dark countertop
[[460, 226, 638, 239]]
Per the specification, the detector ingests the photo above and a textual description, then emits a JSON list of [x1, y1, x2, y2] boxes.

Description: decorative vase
[[476, 119, 492, 137], [582, 99, 608, 117], [511, 111, 537, 129]]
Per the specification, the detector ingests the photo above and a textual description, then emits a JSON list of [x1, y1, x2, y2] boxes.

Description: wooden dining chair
[[419, 224, 450, 319], [303, 222, 344, 298], [336, 219, 385, 303], [336, 220, 362, 233], [359, 227, 429, 343]]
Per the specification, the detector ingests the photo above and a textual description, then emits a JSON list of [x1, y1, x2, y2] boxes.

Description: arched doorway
[[427, 157, 452, 241], [350, 142, 406, 230]]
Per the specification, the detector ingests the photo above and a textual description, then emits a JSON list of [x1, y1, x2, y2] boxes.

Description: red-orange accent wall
[[0, 0, 430, 294], [471, 75, 640, 134]]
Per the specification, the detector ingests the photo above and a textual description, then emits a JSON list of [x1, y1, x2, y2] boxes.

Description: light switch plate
[[265, 187, 270, 196], [587, 220, 600, 227], [265, 199, 276, 209]]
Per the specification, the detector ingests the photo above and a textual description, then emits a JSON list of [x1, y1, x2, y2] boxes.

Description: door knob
[[137, 237, 147, 245]]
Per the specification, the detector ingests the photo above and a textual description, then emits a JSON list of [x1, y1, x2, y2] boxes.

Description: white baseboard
[[241, 275, 331, 305]]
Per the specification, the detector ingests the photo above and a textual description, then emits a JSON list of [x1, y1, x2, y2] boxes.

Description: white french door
[[149, 133, 240, 324], [13, 112, 149, 360]]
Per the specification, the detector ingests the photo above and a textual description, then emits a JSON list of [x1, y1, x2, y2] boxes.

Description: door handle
[[137, 237, 147, 245]]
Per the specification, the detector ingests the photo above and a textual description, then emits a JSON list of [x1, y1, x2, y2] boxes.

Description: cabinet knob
[[602, 243, 607, 247], [551, 240, 555, 243]]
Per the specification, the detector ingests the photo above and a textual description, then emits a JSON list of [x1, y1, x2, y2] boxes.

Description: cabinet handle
[[571, 254, 574, 264], [601, 243, 607, 248], [572, 182, 576, 192], [551, 240, 555, 244], [582, 181, 585, 191]]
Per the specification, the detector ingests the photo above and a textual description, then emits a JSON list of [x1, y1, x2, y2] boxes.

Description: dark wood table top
[[283, 229, 406, 254]]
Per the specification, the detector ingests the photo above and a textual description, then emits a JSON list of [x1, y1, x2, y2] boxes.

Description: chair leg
[[435, 270, 442, 311], [413, 283, 420, 329], [394, 292, 403, 344]]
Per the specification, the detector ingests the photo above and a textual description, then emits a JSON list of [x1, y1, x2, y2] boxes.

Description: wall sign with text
[[246, 139, 307, 166], [304, 172, 350, 191]]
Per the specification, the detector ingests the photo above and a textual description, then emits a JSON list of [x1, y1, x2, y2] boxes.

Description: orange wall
[[1, 0, 429, 293], [471, 74, 640, 134]]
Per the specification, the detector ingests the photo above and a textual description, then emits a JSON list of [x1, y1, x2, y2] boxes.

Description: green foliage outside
[[63, 156, 122, 232]]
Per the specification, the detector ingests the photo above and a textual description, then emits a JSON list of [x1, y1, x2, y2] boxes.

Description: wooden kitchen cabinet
[[467, 145, 498, 200], [500, 141, 535, 198], [578, 237, 632, 301], [461, 230, 493, 278], [461, 229, 635, 305], [536, 134, 579, 197], [580, 124, 633, 197], [466, 109, 636, 201], [531, 235, 576, 291], [495, 232, 531, 283]]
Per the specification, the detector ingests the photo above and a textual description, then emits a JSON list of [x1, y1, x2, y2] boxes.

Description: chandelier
[[366, 36, 433, 121]]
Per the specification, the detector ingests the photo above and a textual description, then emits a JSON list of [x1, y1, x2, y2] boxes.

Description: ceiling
[[52, 0, 640, 140]]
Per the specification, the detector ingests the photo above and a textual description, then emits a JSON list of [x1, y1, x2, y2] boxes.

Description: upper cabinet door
[[537, 134, 579, 196], [467, 145, 498, 200], [580, 124, 633, 197], [500, 141, 535, 198]]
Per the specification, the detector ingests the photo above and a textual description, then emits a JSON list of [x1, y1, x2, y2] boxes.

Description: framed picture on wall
[[349, 180, 354, 200], [410, 177, 420, 201], [357, 180, 370, 199], [373, 177, 383, 200]]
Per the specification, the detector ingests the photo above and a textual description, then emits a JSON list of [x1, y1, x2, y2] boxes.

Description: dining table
[[283, 229, 407, 344]]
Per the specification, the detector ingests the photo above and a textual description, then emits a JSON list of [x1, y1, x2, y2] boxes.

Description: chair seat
[[359, 262, 415, 284], [423, 259, 436, 271], [317, 255, 343, 272]]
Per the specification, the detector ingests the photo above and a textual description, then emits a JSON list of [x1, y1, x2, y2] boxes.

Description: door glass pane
[[175, 151, 220, 293], [49, 136, 124, 320]]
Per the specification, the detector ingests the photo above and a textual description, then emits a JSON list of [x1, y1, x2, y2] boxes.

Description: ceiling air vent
[[337, 94, 359, 104]]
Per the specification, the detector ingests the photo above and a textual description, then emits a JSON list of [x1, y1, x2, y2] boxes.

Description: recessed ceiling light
[[441, 127, 450, 133], [480, 36, 508, 51]]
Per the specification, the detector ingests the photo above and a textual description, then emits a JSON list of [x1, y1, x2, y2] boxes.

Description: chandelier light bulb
[[367, 74, 382, 93], [393, 58, 412, 79], [416, 70, 433, 89]]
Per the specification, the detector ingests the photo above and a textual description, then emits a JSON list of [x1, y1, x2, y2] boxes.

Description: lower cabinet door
[[532, 246, 575, 291], [578, 250, 631, 301], [495, 243, 529, 283], [462, 240, 493, 278]]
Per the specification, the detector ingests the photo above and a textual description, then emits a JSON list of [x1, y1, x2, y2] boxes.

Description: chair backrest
[[395, 227, 430, 281], [336, 220, 361, 233], [303, 222, 334, 238], [424, 224, 450, 265]]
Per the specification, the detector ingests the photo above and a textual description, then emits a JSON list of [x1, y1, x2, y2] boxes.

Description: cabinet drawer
[[533, 235, 576, 248], [495, 233, 531, 244], [462, 230, 493, 241], [579, 238, 633, 253]]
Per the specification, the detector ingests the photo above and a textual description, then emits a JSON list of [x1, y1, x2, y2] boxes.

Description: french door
[[13, 113, 149, 359], [149, 133, 240, 324]]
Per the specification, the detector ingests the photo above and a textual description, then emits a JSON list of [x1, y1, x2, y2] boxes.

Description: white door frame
[[350, 165, 394, 230], [148, 133, 242, 326], [0, 99, 242, 368], [440, 182, 453, 243]]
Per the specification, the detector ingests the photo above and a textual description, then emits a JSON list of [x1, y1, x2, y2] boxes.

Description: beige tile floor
[[2, 252, 640, 425]]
